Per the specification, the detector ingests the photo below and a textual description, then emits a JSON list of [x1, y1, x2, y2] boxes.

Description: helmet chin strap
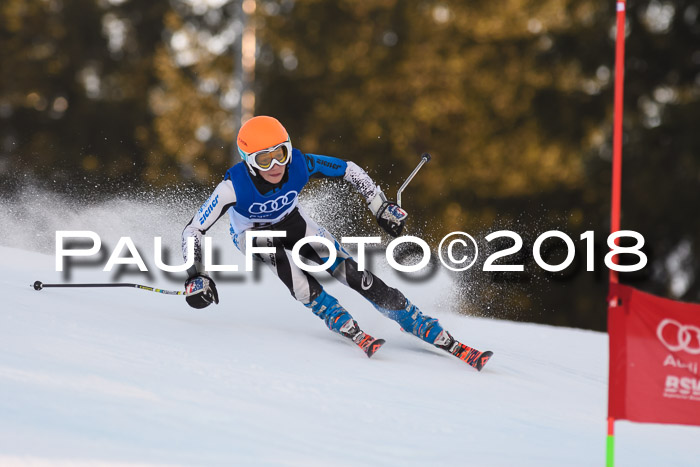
[[246, 161, 257, 176]]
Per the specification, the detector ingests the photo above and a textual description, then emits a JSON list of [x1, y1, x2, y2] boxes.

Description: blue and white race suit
[[181, 150, 446, 344]]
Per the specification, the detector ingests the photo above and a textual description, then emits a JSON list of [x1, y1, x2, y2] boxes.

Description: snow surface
[[1, 193, 699, 466]]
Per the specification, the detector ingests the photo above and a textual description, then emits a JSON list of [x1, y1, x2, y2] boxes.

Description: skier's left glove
[[184, 273, 219, 309], [368, 191, 408, 237]]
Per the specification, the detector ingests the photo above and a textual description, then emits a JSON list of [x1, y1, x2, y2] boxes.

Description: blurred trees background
[[1, 0, 698, 329]]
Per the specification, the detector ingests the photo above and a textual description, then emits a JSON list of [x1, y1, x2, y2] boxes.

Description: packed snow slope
[[1, 191, 699, 466]]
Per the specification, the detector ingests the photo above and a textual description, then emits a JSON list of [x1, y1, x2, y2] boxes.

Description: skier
[[182, 116, 491, 368]]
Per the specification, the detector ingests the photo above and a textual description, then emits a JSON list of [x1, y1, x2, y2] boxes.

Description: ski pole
[[32, 280, 185, 296], [397, 152, 431, 207]]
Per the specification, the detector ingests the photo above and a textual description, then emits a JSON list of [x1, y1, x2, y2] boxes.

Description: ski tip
[[475, 351, 493, 371], [365, 338, 385, 358]]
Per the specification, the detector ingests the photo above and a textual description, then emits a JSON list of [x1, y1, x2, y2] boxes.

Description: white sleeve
[[343, 161, 382, 203], [182, 179, 237, 276]]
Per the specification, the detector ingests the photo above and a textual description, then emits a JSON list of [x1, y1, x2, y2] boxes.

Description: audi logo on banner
[[248, 191, 298, 215], [657, 319, 700, 355]]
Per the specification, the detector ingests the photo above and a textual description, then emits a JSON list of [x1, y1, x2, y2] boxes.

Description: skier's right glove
[[184, 273, 219, 309], [368, 191, 408, 237]]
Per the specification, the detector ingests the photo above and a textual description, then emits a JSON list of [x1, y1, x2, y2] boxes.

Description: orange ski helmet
[[237, 116, 292, 172]]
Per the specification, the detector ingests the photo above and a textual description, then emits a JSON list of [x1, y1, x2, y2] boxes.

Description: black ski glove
[[368, 191, 408, 237], [184, 273, 219, 309]]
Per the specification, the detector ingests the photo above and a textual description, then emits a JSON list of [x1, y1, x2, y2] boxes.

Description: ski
[[433, 330, 493, 371], [445, 341, 493, 371], [352, 331, 385, 358]]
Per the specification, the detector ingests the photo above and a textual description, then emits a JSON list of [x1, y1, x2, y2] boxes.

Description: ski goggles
[[242, 140, 293, 172]]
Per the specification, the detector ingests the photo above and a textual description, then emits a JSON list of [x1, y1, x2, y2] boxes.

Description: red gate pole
[[610, 0, 627, 285], [608, 2, 627, 466]]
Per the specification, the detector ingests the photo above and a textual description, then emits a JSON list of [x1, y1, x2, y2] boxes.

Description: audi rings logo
[[249, 191, 298, 215], [657, 319, 700, 355]]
